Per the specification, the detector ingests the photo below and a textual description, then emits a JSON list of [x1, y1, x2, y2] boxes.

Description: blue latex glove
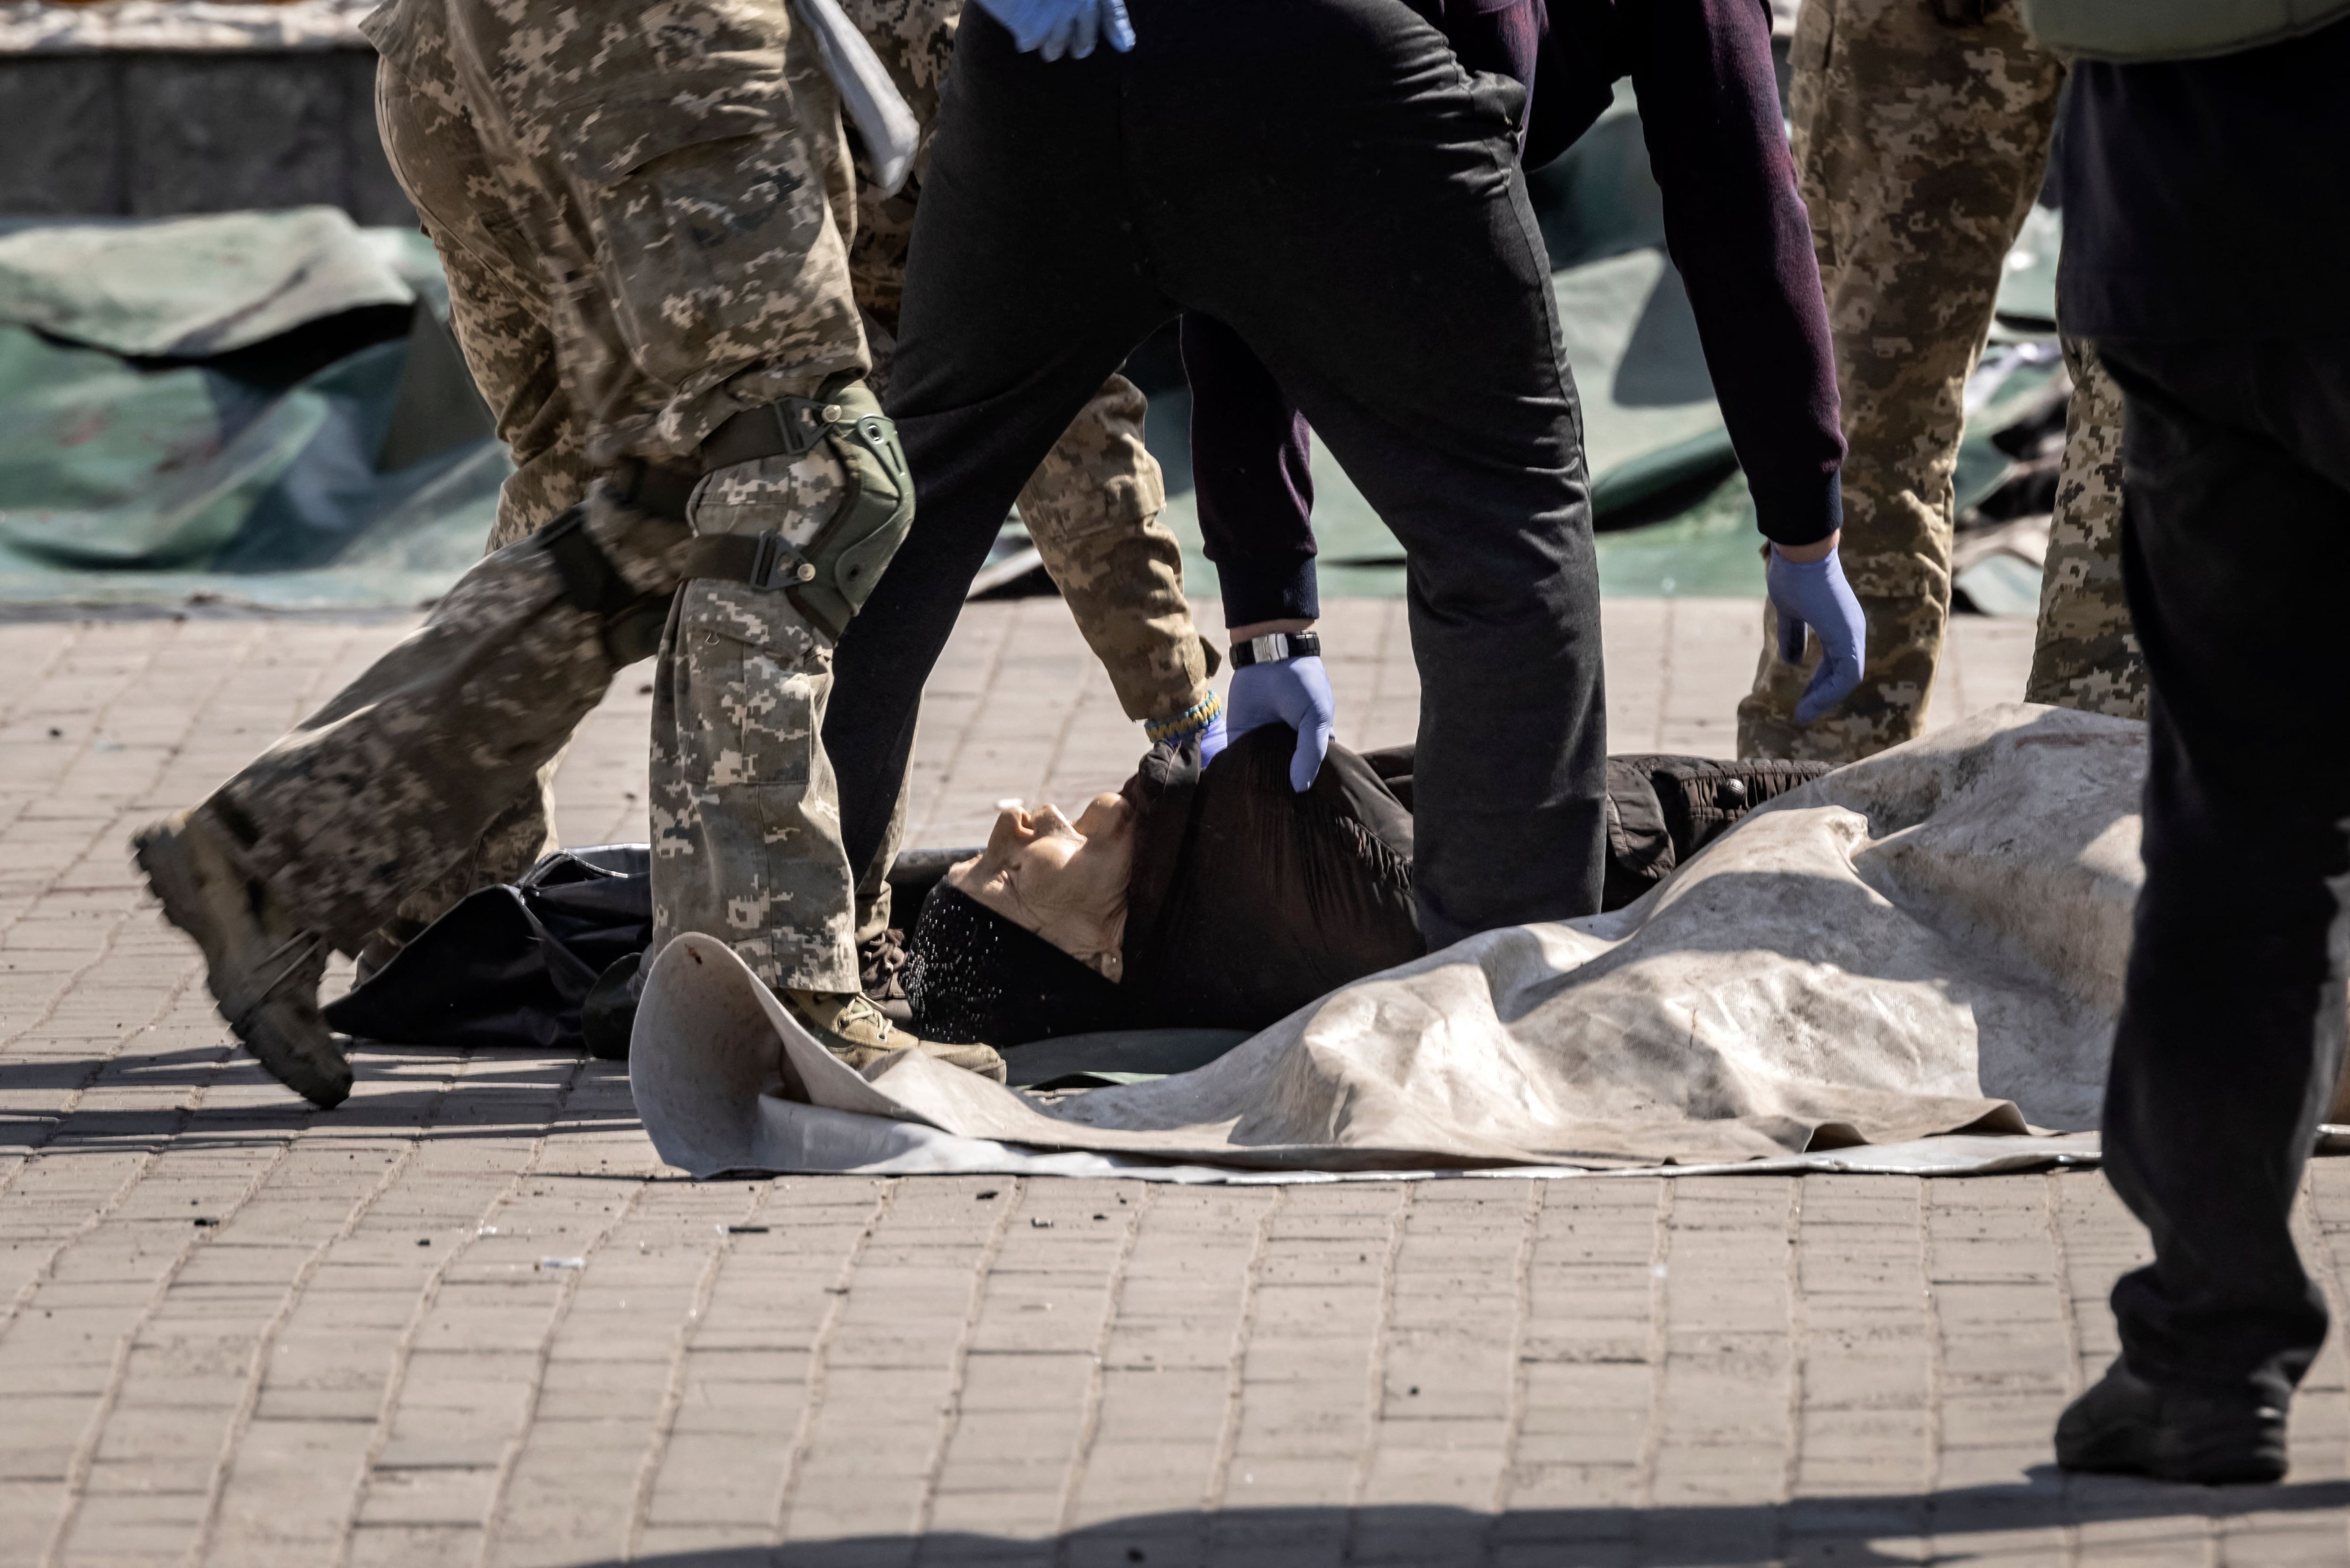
[[1766, 545, 1867, 724], [1226, 655, 1337, 792], [972, 0, 1134, 59], [1196, 708, 1229, 767]]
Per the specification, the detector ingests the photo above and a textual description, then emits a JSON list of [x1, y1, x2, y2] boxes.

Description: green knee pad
[[684, 380, 915, 641]]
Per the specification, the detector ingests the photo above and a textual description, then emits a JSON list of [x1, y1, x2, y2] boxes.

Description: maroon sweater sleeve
[[1621, 0, 1845, 546]]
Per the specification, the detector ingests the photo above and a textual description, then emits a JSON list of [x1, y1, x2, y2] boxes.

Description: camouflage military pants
[[652, 446, 869, 988], [2025, 338, 2143, 717], [340, 0, 1208, 969], [845, 0, 1214, 729], [209, 485, 695, 955], [199, 0, 876, 990], [1738, 0, 2138, 761]]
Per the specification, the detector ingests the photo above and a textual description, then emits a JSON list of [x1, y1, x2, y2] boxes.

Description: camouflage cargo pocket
[[564, 97, 838, 394], [672, 580, 825, 792]]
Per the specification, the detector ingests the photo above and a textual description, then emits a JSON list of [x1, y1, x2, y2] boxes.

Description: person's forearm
[[1634, 0, 1846, 549]]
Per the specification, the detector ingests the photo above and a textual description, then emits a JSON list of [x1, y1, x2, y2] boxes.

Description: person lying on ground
[[321, 729, 1823, 1056], [903, 726, 1826, 1046]]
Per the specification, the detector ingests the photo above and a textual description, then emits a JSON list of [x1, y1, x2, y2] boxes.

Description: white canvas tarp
[[632, 704, 2145, 1182]]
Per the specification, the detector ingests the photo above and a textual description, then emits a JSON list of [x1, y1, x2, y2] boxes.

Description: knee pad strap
[[684, 382, 916, 640]]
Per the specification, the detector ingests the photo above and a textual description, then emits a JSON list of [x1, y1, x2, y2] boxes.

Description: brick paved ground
[[8, 599, 2350, 1568]]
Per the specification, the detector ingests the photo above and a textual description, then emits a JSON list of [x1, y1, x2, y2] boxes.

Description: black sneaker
[[2056, 1360, 2287, 1484]]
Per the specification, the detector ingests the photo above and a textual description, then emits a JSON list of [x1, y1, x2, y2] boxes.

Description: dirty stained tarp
[[0, 207, 505, 609], [630, 703, 2138, 1183]]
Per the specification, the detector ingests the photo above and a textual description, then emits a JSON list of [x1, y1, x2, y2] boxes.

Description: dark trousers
[[823, 0, 1608, 946], [2099, 335, 2350, 1408], [1179, 311, 1322, 626]]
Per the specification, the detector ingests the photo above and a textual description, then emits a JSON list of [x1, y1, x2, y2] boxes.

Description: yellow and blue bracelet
[[1144, 691, 1223, 746]]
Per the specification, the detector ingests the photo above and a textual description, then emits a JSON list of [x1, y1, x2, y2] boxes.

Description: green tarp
[[0, 155, 2064, 611], [0, 208, 503, 609], [0, 207, 423, 359]]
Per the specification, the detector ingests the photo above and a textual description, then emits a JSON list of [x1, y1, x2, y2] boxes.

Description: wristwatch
[[1230, 631, 1321, 668]]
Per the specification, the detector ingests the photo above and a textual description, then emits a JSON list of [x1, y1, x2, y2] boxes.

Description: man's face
[[941, 792, 1136, 978]]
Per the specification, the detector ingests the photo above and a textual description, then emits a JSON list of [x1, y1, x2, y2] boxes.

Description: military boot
[[132, 809, 352, 1109], [779, 989, 1007, 1083]]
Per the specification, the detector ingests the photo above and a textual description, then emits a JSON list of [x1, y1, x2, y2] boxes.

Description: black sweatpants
[[2098, 335, 2350, 1409], [824, 0, 1607, 946]]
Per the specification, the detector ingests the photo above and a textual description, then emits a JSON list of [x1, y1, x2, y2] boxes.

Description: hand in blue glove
[[1766, 542, 1867, 724], [1226, 655, 1336, 793], [971, 0, 1134, 59], [1196, 707, 1229, 768]]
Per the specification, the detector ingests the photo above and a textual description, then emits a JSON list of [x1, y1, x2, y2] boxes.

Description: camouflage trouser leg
[[373, 42, 599, 938], [373, 775, 562, 954], [206, 488, 692, 953], [398, 0, 868, 466], [2025, 337, 2144, 718], [1737, 0, 2063, 762], [348, 0, 872, 983], [650, 450, 862, 993], [373, 31, 597, 550]]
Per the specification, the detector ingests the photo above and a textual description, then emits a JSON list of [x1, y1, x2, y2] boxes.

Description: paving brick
[[0, 604, 2302, 1566]]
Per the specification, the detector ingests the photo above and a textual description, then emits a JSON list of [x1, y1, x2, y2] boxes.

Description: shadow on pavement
[[565, 1480, 2350, 1567], [0, 1050, 641, 1153]]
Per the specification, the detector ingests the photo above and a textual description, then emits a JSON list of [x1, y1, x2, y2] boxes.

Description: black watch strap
[[1230, 630, 1321, 668]]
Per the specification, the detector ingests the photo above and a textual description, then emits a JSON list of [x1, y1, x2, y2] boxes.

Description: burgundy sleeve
[[1629, 0, 1845, 546]]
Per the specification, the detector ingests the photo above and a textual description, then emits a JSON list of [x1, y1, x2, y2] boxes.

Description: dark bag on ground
[[322, 844, 650, 1054]]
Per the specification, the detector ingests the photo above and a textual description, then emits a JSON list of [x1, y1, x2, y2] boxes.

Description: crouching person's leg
[[134, 476, 693, 1106], [652, 383, 1005, 1082]]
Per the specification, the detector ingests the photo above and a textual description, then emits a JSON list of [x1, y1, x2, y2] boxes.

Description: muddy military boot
[[779, 989, 1007, 1083], [132, 808, 353, 1109]]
